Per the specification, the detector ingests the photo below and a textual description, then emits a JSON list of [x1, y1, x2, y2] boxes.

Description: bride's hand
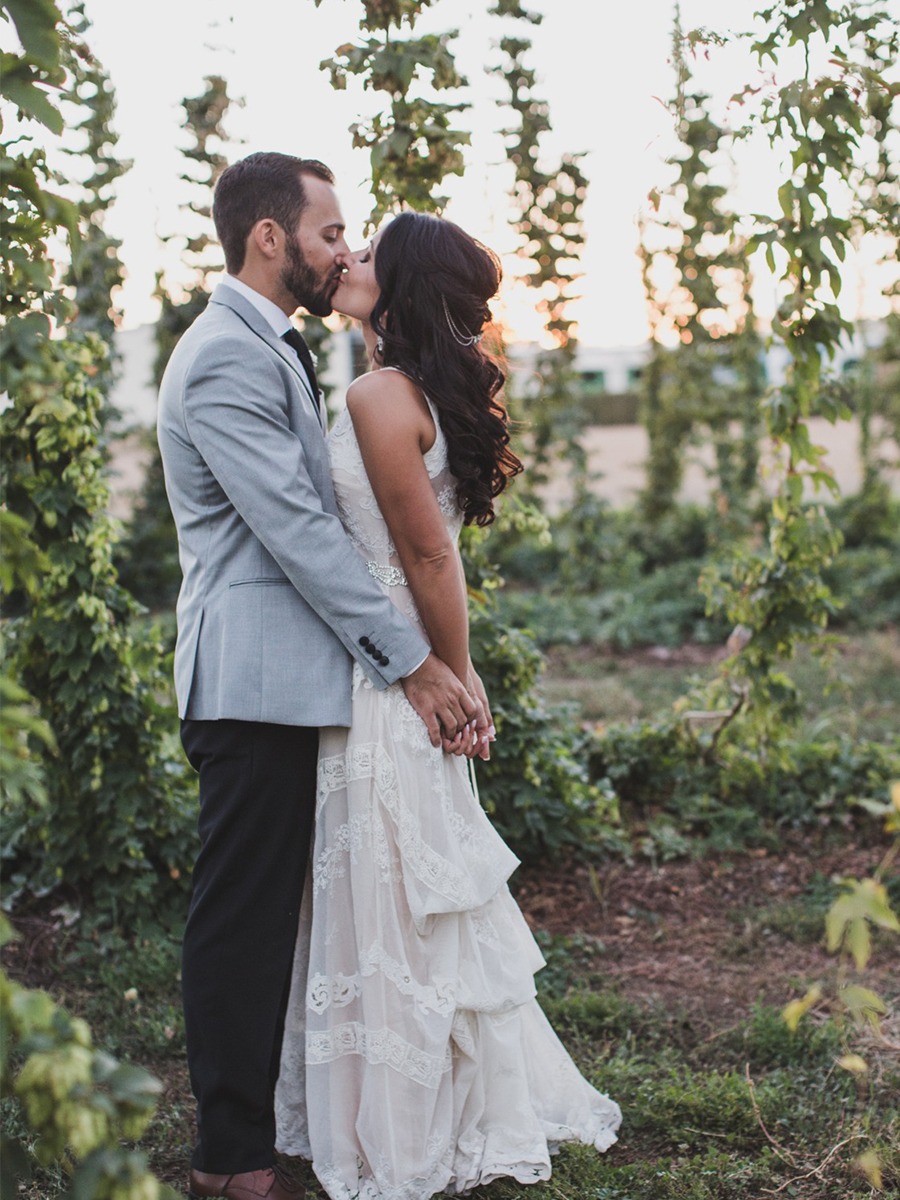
[[467, 664, 494, 761], [441, 667, 492, 759], [441, 665, 494, 760]]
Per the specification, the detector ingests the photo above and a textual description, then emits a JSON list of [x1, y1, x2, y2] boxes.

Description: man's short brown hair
[[212, 152, 335, 274]]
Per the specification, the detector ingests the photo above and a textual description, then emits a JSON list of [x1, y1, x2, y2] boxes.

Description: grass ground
[[539, 627, 900, 745], [2, 632, 898, 1199], [5, 828, 897, 1200]]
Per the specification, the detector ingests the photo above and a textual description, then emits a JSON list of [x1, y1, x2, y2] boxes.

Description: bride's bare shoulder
[[347, 367, 420, 405], [346, 368, 434, 446]]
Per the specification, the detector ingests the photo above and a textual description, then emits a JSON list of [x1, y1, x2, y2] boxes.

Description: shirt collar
[[221, 273, 293, 339]]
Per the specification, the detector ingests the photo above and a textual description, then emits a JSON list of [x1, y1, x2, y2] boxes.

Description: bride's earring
[[375, 336, 384, 358]]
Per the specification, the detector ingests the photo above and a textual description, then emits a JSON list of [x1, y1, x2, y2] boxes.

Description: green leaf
[[104, 1062, 164, 1105], [2, 71, 63, 134], [839, 983, 887, 1028], [782, 982, 822, 1031], [1, 0, 62, 69], [845, 917, 871, 971], [825, 877, 900, 969]]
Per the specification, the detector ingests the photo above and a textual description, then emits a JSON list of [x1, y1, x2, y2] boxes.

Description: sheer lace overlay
[[275, 378, 621, 1197]]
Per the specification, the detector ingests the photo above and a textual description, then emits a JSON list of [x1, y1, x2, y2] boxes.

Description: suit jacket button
[[359, 636, 371, 649], [379, 654, 389, 666]]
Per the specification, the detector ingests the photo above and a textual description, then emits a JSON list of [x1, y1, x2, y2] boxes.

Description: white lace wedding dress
[[275, 378, 621, 1199]]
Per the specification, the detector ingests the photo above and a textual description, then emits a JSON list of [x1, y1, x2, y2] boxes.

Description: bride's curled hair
[[370, 212, 522, 526]]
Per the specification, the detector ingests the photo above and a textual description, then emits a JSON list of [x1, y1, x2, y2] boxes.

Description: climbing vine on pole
[[638, 5, 764, 527], [61, 0, 130, 382], [694, 0, 899, 750], [153, 74, 239, 384], [118, 74, 240, 610], [315, 0, 470, 228], [489, 0, 589, 491]]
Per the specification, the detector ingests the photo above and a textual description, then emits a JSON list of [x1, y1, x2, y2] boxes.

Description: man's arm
[[180, 334, 476, 741]]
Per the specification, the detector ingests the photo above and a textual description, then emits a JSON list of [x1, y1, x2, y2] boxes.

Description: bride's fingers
[[442, 728, 467, 756], [441, 719, 482, 757], [457, 721, 480, 759]]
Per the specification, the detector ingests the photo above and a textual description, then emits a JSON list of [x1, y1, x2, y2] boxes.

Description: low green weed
[[698, 1001, 842, 1071], [726, 873, 841, 951], [533, 930, 608, 999], [588, 720, 900, 854], [62, 927, 185, 1065]]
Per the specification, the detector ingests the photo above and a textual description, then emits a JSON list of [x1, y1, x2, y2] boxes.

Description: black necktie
[[281, 328, 319, 398]]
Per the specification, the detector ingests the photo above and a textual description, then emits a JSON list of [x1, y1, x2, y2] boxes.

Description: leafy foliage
[[0, 333, 195, 925], [0, 0, 67, 135], [0, 1, 70, 907], [781, 786, 899, 1191], [490, 484, 900, 650], [0, 916, 178, 1200], [114, 430, 183, 614], [316, 0, 469, 228], [0, 1, 194, 927], [468, 597, 620, 861], [0, 510, 53, 831], [588, 715, 900, 853], [693, 1, 900, 749]]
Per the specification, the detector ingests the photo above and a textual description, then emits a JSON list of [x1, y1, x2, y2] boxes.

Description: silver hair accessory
[[441, 296, 483, 346]]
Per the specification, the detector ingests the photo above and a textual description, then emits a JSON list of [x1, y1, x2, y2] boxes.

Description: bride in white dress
[[275, 212, 621, 1199]]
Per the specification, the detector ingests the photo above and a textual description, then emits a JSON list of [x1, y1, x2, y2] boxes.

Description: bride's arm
[[346, 370, 470, 684]]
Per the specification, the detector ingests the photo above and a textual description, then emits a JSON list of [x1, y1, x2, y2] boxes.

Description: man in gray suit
[[158, 152, 480, 1200]]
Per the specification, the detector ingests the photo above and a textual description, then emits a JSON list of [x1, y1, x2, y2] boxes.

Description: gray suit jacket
[[157, 283, 429, 725]]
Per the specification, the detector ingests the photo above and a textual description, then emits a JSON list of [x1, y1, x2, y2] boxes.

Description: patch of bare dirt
[[5, 831, 894, 1036], [511, 831, 897, 1027]]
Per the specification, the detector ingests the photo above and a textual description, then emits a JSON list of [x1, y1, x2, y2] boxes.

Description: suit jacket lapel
[[210, 284, 321, 415]]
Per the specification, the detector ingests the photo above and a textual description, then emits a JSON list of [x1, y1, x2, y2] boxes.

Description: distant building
[[572, 343, 650, 396], [111, 319, 888, 432], [105, 317, 895, 515]]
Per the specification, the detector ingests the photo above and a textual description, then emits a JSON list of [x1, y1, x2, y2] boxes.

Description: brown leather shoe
[[188, 1165, 305, 1200]]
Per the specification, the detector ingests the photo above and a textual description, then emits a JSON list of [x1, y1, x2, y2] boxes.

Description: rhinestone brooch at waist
[[366, 560, 408, 587]]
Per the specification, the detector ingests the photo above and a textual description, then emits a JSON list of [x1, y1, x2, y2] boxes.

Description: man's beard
[[281, 231, 338, 317]]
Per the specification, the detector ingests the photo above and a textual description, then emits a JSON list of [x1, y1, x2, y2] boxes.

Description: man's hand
[[438, 664, 495, 760], [400, 653, 481, 752]]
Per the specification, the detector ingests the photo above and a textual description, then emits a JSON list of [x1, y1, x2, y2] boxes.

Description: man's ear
[[250, 218, 280, 261]]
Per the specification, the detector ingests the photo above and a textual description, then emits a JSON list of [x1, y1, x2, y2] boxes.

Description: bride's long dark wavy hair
[[370, 212, 522, 526]]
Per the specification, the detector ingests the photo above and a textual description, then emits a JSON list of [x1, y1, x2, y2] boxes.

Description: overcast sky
[[70, 0, 898, 347]]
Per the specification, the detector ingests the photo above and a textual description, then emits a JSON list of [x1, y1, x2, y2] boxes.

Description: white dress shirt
[[221, 273, 293, 339]]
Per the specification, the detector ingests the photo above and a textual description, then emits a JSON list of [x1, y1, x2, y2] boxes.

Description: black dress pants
[[180, 718, 318, 1174]]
